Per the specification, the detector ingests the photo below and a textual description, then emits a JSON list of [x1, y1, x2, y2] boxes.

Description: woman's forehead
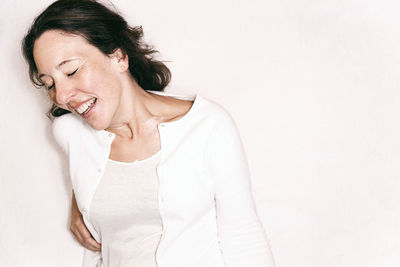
[[33, 31, 97, 71]]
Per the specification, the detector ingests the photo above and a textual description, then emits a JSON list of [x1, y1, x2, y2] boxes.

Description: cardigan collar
[[83, 91, 201, 164]]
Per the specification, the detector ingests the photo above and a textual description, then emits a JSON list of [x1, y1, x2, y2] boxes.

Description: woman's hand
[[70, 192, 101, 252]]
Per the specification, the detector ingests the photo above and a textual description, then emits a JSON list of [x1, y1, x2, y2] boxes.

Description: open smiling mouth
[[75, 97, 97, 116]]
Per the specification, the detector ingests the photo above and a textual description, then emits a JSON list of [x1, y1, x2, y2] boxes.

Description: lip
[[81, 98, 97, 119], [69, 99, 93, 110]]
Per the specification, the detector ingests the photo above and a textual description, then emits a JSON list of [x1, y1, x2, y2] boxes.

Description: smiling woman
[[21, 0, 275, 266], [22, 0, 171, 119], [32, 30, 131, 130]]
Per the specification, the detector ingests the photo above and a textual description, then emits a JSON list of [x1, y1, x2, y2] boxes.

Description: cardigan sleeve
[[52, 115, 71, 154], [52, 113, 83, 154], [205, 110, 275, 267], [52, 115, 103, 267]]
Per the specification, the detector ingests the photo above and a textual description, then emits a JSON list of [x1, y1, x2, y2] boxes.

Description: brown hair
[[22, 0, 171, 118]]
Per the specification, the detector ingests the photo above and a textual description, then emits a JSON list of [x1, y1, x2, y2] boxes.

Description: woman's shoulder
[[148, 90, 234, 125], [195, 95, 237, 125], [51, 113, 88, 152], [52, 113, 85, 135]]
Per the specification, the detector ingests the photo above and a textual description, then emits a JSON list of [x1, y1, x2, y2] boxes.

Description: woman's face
[[33, 30, 126, 130]]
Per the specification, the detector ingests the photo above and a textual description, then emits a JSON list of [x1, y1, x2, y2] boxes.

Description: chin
[[87, 120, 109, 131], [85, 109, 112, 131]]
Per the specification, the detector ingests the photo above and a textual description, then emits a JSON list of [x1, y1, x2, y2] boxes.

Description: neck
[[105, 76, 165, 140]]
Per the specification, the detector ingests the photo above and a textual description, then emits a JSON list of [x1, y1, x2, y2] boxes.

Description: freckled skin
[[33, 30, 125, 131], [33, 30, 194, 162]]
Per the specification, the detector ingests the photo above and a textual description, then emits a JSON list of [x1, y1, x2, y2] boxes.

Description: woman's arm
[[52, 116, 102, 254], [205, 112, 275, 267], [70, 191, 101, 252]]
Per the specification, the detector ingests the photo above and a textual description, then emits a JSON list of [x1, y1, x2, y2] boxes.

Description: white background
[[1, 0, 400, 266]]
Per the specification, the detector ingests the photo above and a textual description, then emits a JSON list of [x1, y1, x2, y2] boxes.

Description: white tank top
[[90, 151, 163, 267]]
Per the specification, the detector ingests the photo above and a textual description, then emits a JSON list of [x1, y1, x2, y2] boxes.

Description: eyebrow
[[38, 58, 79, 79]]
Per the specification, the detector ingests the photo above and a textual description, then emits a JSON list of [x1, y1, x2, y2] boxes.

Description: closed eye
[[67, 69, 78, 77]]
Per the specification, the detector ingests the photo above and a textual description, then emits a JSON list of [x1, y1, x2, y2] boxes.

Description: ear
[[110, 48, 129, 72]]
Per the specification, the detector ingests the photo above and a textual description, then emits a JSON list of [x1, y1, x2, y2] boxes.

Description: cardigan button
[[81, 208, 87, 213], [108, 133, 113, 138], [97, 168, 102, 173]]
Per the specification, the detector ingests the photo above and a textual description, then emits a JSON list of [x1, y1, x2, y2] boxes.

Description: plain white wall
[[1, 0, 399, 266]]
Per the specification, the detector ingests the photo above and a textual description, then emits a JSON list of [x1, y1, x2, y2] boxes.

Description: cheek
[[82, 66, 108, 94], [89, 70, 119, 100]]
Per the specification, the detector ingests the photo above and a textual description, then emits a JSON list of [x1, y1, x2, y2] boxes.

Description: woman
[[22, 0, 275, 266]]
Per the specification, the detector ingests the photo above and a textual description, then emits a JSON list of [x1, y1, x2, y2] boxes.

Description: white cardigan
[[52, 91, 275, 267]]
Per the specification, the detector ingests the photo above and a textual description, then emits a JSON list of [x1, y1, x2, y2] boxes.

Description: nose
[[53, 80, 77, 107]]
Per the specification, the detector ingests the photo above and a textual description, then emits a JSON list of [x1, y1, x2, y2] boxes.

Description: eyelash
[[67, 69, 78, 77], [47, 68, 78, 90]]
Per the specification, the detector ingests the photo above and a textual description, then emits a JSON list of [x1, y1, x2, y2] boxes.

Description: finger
[[83, 236, 102, 251], [71, 212, 101, 251], [72, 226, 100, 251], [78, 224, 101, 251], [70, 225, 84, 245], [71, 221, 94, 250]]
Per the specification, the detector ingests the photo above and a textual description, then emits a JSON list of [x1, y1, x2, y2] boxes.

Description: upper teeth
[[76, 98, 96, 114]]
